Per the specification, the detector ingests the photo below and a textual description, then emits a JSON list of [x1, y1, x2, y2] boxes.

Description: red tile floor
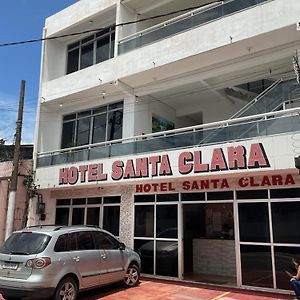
[[0, 278, 296, 300]]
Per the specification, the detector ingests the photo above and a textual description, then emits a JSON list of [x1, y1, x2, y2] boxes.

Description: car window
[[54, 234, 69, 252], [69, 231, 95, 251], [93, 232, 119, 250], [0, 232, 51, 255]]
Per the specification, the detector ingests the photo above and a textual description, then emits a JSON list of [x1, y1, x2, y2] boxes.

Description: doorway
[[182, 203, 236, 286]]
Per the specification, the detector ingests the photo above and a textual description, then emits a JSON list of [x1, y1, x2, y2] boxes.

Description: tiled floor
[[0, 279, 295, 300], [77, 279, 295, 300]]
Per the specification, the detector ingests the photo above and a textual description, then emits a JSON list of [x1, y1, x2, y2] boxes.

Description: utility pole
[[5, 80, 25, 240]]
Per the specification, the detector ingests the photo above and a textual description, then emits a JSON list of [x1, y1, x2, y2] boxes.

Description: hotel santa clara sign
[[58, 142, 299, 191]]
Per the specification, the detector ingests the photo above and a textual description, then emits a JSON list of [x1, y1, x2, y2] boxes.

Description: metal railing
[[37, 107, 300, 168], [118, 0, 271, 54]]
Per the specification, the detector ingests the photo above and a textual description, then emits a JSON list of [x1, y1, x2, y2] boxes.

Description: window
[[61, 102, 123, 149], [69, 231, 95, 251], [238, 203, 270, 243], [55, 197, 121, 236], [54, 234, 69, 252], [66, 25, 115, 74], [94, 232, 119, 250]]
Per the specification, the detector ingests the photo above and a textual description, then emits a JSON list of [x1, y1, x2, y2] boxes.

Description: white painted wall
[[43, 40, 66, 82], [45, 0, 117, 37]]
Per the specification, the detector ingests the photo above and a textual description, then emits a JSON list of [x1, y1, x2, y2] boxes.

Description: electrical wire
[[0, 2, 219, 48]]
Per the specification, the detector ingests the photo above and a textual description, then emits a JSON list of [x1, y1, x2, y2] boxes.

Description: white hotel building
[[32, 0, 300, 293]]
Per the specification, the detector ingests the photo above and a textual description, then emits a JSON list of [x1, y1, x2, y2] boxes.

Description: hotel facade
[[31, 0, 300, 294]]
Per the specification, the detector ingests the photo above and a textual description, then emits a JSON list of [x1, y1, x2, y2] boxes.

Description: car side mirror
[[119, 242, 126, 251]]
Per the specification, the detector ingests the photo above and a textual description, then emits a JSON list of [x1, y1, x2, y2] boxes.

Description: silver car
[[0, 225, 141, 300]]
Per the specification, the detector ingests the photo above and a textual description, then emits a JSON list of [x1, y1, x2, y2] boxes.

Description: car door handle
[[101, 254, 107, 259], [73, 256, 80, 262]]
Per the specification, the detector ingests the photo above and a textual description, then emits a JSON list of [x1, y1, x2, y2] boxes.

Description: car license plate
[[2, 262, 18, 270]]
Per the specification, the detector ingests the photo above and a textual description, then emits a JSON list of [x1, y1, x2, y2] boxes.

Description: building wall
[[0, 160, 32, 243]]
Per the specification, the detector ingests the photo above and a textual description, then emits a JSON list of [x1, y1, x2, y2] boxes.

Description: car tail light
[[25, 257, 51, 269]]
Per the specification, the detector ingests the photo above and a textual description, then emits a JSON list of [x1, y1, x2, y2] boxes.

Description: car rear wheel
[[124, 264, 140, 287], [52, 277, 78, 300]]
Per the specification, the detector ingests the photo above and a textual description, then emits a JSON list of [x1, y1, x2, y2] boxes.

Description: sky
[[0, 0, 78, 145]]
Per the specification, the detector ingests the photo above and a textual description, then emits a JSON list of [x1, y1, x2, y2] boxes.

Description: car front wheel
[[124, 264, 140, 287], [52, 277, 78, 300]]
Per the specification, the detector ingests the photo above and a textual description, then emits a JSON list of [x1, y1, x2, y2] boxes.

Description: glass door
[[182, 202, 236, 285]]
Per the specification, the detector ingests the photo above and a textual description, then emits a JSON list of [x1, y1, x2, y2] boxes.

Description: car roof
[[16, 225, 104, 236]]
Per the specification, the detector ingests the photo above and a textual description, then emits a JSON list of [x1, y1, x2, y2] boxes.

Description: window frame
[[61, 101, 123, 149], [66, 25, 115, 75]]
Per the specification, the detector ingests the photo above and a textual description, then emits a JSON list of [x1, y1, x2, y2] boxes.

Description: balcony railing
[[118, 0, 271, 54], [37, 107, 300, 168]]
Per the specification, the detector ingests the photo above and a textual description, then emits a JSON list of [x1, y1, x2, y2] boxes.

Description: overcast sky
[[0, 0, 78, 144]]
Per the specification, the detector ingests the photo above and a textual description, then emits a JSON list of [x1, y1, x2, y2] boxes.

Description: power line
[[0, 3, 219, 47]]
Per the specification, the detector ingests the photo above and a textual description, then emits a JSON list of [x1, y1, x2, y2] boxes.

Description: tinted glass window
[[87, 207, 100, 226], [93, 114, 107, 143], [67, 48, 79, 74], [57, 199, 71, 206], [0, 232, 51, 255], [107, 110, 123, 140], [157, 194, 179, 202], [94, 232, 119, 250], [96, 36, 110, 63], [156, 241, 178, 277], [207, 191, 233, 200], [134, 239, 154, 274], [61, 102, 123, 149], [54, 234, 69, 252], [55, 208, 69, 226], [270, 188, 300, 198], [135, 205, 154, 237], [61, 121, 75, 149], [237, 189, 268, 199], [103, 206, 120, 236], [182, 193, 205, 201], [72, 198, 86, 205], [272, 202, 300, 244], [72, 208, 85, 225], [134, 195, 155, 203], [103, 196, 121, 204], [76, 117, 90, 146], [238, 203, 270, 242], [156, 205, 178, 238], [80, 43, 94, 69], [274, 246, 300, 290], [77, 231, 95, 250], [241, 245, 273, 288]]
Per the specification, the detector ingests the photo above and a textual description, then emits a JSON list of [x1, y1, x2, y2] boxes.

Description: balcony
[[118, 0, 271, 54], [37, 107, 300, 168]]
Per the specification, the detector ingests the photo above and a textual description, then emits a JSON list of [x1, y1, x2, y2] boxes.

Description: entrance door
[[182, 203, 236, 285]]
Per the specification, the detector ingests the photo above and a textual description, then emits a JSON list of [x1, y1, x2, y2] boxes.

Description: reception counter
[[193, 239, 236, 277]]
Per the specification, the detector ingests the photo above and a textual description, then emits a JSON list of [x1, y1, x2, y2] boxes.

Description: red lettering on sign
[[228, 146, 246, 169], [248, 143, 270, 168], [211, 148, 228, 171]]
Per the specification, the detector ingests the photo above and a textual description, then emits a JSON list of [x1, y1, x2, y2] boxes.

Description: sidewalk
[[0, 279, 295, 300], [78, 279, 294, 300]]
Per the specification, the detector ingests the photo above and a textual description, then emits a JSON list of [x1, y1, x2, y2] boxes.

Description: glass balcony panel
[[89, 145, 110, 160], [37, 156, 52, 168], [110, 142, 136, 157], [72, 149, 89, 162], [52, 152, 74, 165], [118, 0, 268, 54], [37, 112, 300, 167]]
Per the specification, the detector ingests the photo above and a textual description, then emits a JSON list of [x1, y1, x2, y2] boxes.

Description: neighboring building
[[32, 0, 300, 293], [0, 144, 33, 242]]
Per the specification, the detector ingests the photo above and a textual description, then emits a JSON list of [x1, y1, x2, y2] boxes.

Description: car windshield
[[0, 232, 51, 255]]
